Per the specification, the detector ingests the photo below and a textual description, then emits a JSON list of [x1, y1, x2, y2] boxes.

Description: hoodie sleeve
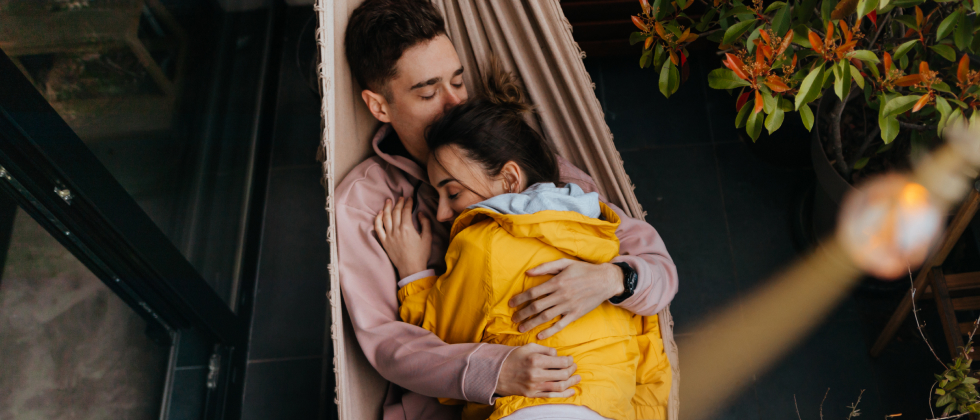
[[335, 166, 515, 405], [557, 157, 678, 316]]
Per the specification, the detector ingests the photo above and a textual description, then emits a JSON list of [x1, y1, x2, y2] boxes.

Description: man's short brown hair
[[344, 0, 447, 96]]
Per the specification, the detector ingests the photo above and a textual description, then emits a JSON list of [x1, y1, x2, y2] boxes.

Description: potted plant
[[628, 0, 978, 237]]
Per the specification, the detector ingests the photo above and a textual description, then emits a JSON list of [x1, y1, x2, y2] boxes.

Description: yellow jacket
[[398, 203, 671, 420]]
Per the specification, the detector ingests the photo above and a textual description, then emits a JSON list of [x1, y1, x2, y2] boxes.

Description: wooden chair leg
[[932, 267, 966, 360], [870, 188, 980, 357]]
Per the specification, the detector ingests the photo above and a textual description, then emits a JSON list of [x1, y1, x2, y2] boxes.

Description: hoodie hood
[[451, 196, 621, 264], [470, 182, 602, 219]]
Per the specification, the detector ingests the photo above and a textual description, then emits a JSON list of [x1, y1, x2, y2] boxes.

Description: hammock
[[315, 1, 680, 418]]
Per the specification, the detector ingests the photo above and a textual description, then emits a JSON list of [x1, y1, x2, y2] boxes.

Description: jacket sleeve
[[557, 157, 679, 316], [398, 275, 437, 326], [336, 202, 515, 404]]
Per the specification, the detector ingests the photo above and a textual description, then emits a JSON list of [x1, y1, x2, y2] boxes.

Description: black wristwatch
[[609, 262, 637, 304]]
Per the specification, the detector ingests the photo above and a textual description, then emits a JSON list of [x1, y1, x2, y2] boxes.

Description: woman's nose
[[436, 201, 455, 223]]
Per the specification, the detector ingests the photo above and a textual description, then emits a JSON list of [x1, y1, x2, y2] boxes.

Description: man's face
[[365, 35, 468, 163]]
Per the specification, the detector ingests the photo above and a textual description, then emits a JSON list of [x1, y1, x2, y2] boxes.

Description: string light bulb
[[837, 173, 943, 279]]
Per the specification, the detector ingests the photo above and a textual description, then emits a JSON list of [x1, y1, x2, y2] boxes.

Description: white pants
[[501, 405, 611, 420]]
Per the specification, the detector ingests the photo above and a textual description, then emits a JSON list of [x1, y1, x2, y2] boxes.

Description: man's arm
[[509, 157, 678, 337], [337, 201, 513, 404]]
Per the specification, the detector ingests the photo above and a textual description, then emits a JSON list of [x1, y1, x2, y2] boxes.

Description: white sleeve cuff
[[397, 269, 436, 288]]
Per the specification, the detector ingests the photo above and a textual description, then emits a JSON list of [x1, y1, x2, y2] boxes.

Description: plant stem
[[899, 121, 937, 131], [849, 126, 881, 168], [829, 89, 859, 180]]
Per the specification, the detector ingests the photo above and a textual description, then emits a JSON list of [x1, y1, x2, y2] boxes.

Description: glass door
[[0, 1, 282, 418]]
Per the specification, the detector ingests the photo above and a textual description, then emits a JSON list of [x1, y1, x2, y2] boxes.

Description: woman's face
[[427, 146, 521, 222]]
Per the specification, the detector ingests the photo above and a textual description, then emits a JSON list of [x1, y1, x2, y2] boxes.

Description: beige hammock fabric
[[315, 1, 680, 418]]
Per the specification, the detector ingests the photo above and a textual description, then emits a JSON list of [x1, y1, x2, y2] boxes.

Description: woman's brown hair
[[425, 59, 560, 194]]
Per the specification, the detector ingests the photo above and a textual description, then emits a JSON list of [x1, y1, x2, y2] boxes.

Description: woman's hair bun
[[480, 55, 532, 114]]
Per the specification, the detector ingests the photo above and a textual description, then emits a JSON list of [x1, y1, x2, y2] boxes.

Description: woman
[[374, 68, 670, 420]]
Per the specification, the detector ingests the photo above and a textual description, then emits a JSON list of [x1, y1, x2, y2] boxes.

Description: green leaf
[[937, 388, 947, 395], [956, 14, 974, 51], [762, 88, 777, 113], [931, 44, 957, 61], [879, 95, 901, 143], [853, 157, 870, 169], [659, 59, 680, 98], [893, 14, 918, 29], [640, 48, 653, 68], [654, 43, 666, 68], [933, 81, 952, 93], [764, 1, 788, 13], [676, 0, 689, 11], [721, 5, 753, 19], [849, 50, 880, 63], [950, 98, 969, 108], [821, 0, 837, 25], [800, 103, 815, 131], [746, 27, 763, 53], [975, 0, 980, 14], [747, 109, 765, 141], [723, 19, 758, 45], [938, 393, 954, 407], [779, 97, 794, 111], [893, 39, 918, 61], [736, 101, 753, 128], [772, 2, 793, 36], [796, 0, 819, 20], [765, 106, 785, 134], [937, 9, 963, 41], [882, 95, 922, 116], [708, 68, 753, 89], [630, 32, 649, 45], [697, 9, 718, 31], [792, 26, 813, 48], [857, 0, 878, 18], [963, 377, 979, 384], [796, 64, 825, 110], [849, 63, 865, 89], [937, 96, 952, 135], [834, 60, 851, 101]]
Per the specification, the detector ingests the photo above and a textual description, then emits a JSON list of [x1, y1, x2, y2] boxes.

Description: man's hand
[[375, 197, 432, 278], [509, 259, 625, 340], [494, 343, 580, 398]]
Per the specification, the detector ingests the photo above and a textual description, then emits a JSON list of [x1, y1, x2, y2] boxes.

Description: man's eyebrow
[[409, 67, 464, 90], [410, 77, 441, 90], [437, 178, 455, 187]]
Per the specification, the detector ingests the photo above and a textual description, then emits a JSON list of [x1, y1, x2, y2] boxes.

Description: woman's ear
[[499, 161, 524, 193], [361, 89, 392, 123]]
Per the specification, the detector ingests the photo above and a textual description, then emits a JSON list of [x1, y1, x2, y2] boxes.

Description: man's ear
[[361, 89, 392, 123], [500, 161, 524, 193]]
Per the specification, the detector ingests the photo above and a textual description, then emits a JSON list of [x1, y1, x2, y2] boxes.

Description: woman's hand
[[509, 259, 625, 340], [375, 197, 432, 278], [495, 343, 580, 398]]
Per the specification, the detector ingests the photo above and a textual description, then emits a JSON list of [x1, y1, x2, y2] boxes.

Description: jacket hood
[[372, 124, 428, 183], [451, 201, 621, 264], [470, 183, 601, 218]]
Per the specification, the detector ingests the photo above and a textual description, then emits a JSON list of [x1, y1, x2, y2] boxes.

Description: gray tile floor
[[584, 52, 945, 420]]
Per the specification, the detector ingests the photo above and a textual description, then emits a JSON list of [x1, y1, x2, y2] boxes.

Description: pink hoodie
[[335, 124, 678, 420]]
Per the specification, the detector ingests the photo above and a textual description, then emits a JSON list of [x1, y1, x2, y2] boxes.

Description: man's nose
[[442, 89, 463, 111]]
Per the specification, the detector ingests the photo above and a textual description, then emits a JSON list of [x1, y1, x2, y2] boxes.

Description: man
[[336, 1, 678, 419]]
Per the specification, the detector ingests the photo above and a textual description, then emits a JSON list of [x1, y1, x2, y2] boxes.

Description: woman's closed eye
[[448, 192, 459, 200]]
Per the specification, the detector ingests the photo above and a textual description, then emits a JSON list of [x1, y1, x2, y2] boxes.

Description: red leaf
[[632, 16, 649, 32], [764, 77, 791, 92], [736, 90, 751, 111], [724, 53, 750, 80], [895, 74, 923, 86], [912, 94, 931, 112], [919, 60, 930, 75], [680, 51, 688, 66], [959, 54, 970, 84], [640, 0, 651, 15], [754, 89, 764, 113], [775, 29, 794, 57], [868, 10, 878, 28], [883, 52, 892, 74], [808, 30, 825, 54]]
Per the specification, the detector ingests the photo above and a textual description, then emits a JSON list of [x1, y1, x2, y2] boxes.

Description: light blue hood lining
[[469, 182, 601, 218]]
